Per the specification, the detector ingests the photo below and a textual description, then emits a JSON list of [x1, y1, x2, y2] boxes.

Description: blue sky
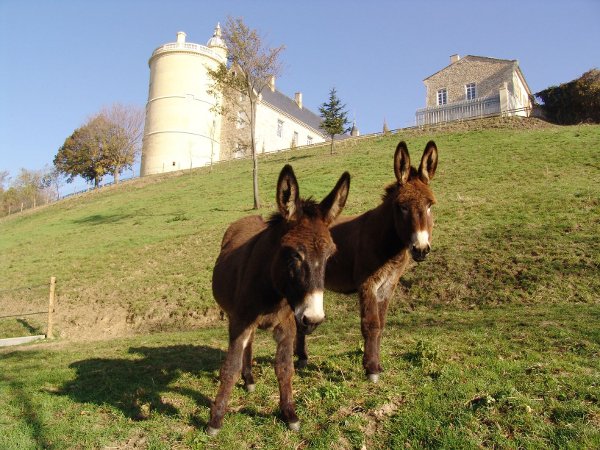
[[1, 0, 598, 194]]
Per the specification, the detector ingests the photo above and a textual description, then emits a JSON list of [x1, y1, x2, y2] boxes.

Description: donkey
[[295, 140, 438, 382], [208, 165, 350, 435]]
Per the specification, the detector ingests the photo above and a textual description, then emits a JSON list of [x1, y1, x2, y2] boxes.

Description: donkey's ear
[[418, 140, 438, 184], [276, 165, 301, 221], [394, 141, 411, 185], [319, 171, 351, 226]]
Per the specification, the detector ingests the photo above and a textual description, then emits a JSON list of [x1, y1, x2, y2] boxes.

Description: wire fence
[[0, 277, 56, 344]]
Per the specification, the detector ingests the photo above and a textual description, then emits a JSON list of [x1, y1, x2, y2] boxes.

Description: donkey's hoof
[[245, 383, 256, 393], [288, 421, 301, 432], [206, 426, 220, 437], [367, 373, 380, 383], [296, 359, 308, 369]]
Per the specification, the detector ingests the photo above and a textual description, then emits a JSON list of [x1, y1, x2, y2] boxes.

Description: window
[[293, 131, 298, 146], [437, 88, 447, 106], [466, 83, 476, 100], [277, 119, 284, 137], [307, 136, 313, 145], [233, 142, 246, 159], [236, 111, 245, 129]]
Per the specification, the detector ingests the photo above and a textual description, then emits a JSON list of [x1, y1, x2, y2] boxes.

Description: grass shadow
[[16, 318, 43, 334], [72, 213, 134, 225], [57, 345, 224, 422]]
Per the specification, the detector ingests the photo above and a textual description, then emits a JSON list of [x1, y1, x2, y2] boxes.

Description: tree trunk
[[330, 135, 335, 155], [250, 99, 260, 209], [113, 168, 120, 184]]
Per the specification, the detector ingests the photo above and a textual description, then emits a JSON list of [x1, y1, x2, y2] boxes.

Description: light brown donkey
[[295, 140, 438, 382], [208, 165, 350, 435]]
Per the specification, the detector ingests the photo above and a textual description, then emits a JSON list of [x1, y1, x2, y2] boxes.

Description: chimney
[[177, 31, 186, 44], [295, 92, 303, 109], [450, 54, 460, 64], [269, 76, 275, 92]]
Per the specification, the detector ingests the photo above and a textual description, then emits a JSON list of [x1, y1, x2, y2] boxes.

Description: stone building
[[416, 55, 532, 126], [140, 26, 326, 176]]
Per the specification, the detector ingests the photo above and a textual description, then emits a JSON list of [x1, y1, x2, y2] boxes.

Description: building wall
[[218, 94, 325, 159], [255, 101, 325, 154], [140, 37, 224, 176], [425, 58, 516, 107]]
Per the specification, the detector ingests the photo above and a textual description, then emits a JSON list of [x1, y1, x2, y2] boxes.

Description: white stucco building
[[141, 25, 326, 176]]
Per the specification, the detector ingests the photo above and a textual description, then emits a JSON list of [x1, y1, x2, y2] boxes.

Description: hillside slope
[[1, 118, 598, 340]]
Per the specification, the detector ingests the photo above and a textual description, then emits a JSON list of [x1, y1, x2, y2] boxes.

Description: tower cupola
[[207, 23, 227, 59]]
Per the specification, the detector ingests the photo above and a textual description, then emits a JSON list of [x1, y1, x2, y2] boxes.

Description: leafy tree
[[54, 104, 143, 187], [0, 171, 8, 193], [0, 168, 55, 215], [207, 16, 285, 209], [319, 88, 349, 155], [54, 115, 113, 187], [535, 69, 600, 124]]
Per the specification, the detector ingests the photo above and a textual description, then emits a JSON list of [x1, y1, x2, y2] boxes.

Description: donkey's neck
[[365, 199, 407, 260]]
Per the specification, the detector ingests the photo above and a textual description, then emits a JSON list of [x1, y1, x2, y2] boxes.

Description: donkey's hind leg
[[242, 328, 256, 392], [208, 323, 254, 436], [274, 313, 300, 430]]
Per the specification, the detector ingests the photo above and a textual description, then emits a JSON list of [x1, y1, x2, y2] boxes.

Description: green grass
[[0, 118, 599, 447], [1, 303, 598, 448], [1, 120, 598, 338]]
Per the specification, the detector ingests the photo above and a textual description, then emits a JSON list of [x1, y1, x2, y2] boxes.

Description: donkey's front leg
[[208, 324, 254, 436], [242, 328, 256, 392], [294, 325, 309, 369], [274, 313, 300, 430], [359, 285, 382, 382]]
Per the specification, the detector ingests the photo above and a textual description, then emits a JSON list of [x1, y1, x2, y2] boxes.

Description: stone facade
[[416, 55, 532, 125]]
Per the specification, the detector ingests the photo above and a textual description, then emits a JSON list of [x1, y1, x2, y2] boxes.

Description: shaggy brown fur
[[295, 141, 438, 381], [208, 165, 350, 434]]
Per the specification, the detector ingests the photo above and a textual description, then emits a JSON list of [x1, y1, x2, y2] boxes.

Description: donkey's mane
[[266, 197, 321, 226]]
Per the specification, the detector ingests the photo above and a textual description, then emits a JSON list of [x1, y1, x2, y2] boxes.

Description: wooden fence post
[[47, 277, 56, 339]]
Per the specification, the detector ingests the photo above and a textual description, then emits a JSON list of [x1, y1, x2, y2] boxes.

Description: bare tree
[[100, 103, 144, 183], [207, 16, 285, 209]]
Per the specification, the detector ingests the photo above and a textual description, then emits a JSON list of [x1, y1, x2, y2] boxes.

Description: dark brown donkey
[[295, 140, 438, 382], [208, 165, 350, 435]]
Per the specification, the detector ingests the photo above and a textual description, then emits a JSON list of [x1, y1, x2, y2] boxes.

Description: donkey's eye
[[290, 251, 302, 263], [399, 205, 409, 214]]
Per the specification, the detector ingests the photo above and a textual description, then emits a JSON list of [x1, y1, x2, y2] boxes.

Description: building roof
[[261, 88, 326, 136]]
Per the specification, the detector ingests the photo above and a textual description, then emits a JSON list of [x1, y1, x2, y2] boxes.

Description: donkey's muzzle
[[295, 290, 325, 334], [297, 314, 324, 335], [410, 243, 430, 262]]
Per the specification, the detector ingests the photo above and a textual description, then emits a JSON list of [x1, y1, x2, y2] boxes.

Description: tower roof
[[207, 23, 227, 50]]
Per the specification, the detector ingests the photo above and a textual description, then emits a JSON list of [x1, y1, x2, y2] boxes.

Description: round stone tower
[[140, 26, 227, 176]]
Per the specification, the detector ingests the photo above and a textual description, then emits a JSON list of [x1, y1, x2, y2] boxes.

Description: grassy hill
[[1, 118, 599, 448], [0, 117, 598, 339]]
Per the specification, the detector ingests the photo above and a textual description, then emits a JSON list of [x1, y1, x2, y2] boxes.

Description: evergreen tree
[[319, 88, 349, 155]]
